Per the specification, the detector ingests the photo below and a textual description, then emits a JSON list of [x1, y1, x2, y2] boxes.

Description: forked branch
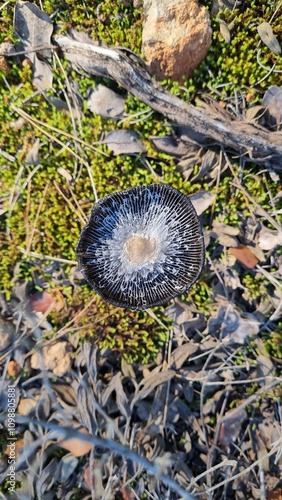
[[55, 33, 282, 168]]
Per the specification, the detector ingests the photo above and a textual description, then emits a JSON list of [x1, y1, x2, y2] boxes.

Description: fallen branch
[[55, 32, 282, 168]]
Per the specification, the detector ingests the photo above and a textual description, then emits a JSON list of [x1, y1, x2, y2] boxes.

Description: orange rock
[[17, 397, 39, 416], [5, 438, 24, 460], [142, 0, 212, 81], [7, 360, 22, 377]]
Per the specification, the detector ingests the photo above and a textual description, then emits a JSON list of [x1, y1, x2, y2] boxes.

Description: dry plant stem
[[11, 105, 99, 201], [202, 435, 282, 496], [53, 50, 83, 136], [55, 35, 282, 163], [25, 181, 49, 255], [11, 105, 109, 156], [53, 181, 87, 224], [5, 416, 197, 500], [190, 379, 281, 495], [18, 247, 77, 264]]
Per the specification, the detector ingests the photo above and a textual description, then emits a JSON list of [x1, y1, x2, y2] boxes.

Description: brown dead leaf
[[59, 427, 93, 457], [267, 488, 282, 500], [84, 461, 104, 495], [120, 487, 135, 500], [229, 244, 259, 269], [218, 408, 247, 446], [28, 289, 65, 314], [0, 56, 10, 73]]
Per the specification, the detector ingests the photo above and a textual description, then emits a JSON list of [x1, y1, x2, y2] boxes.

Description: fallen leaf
[[209, 305, 260, 343], [230, 244, 259, 269], [28, 289, 65, 314], [57, 166, 72, 182], [257, 22, 281, 55], [245, 105, 266, 123], [213, 221, 240, 236], [5, 438, 24, 460], [170, 343, 199, 370], [59, 427, 93, 457], [189, 191, 216, 216], [0, 318, 15, 351], [51, 383, 77, 406], [263, 86, 282, 130], [36, 457, 58, 495], [251, 354, 275, 384], [257, 225, 282, 251], [14, 2, 53, 90], [267, 488, 282, 500], [149, 136, 189, 157], [87, 84, 125, 118], [120, 487, 135, 500], [84, 461, 104, 494], [23, 138, 40, 166], [218, 408, 247, 446], [219, 20, 231, 43], [131, 369, 175, 407], [57, 455, 78, 484], [103, 130, 146, 155]]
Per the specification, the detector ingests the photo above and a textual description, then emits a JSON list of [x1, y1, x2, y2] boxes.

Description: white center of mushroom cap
[[123, 234, 157, 265]]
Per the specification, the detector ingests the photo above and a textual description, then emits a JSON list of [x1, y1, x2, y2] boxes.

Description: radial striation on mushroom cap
[[76, 184, 205, 310]]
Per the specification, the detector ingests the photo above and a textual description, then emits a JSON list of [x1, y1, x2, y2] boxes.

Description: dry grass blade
[[11, 105, 109, 156], [131, 369, 176, 407], [11, 105, 100, 202]]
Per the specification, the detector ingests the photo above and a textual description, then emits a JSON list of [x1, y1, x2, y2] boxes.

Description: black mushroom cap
[[76, 184, 205, 310]]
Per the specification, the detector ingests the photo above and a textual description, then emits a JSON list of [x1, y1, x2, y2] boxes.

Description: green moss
[[51, 285, 170, 363], [184, 0, 282, 97], [263, 326, 282, 359]]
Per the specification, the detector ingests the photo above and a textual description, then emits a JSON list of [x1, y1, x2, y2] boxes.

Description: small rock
[[17, 398, 38, 416], [7, 360, 22, 377], [5, 438, 24, 460], [142, 0, 212, 81], [30, 341, 72, 377]]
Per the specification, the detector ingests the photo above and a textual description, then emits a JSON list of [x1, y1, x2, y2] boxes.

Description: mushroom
[[76, 184, 205, 310]]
